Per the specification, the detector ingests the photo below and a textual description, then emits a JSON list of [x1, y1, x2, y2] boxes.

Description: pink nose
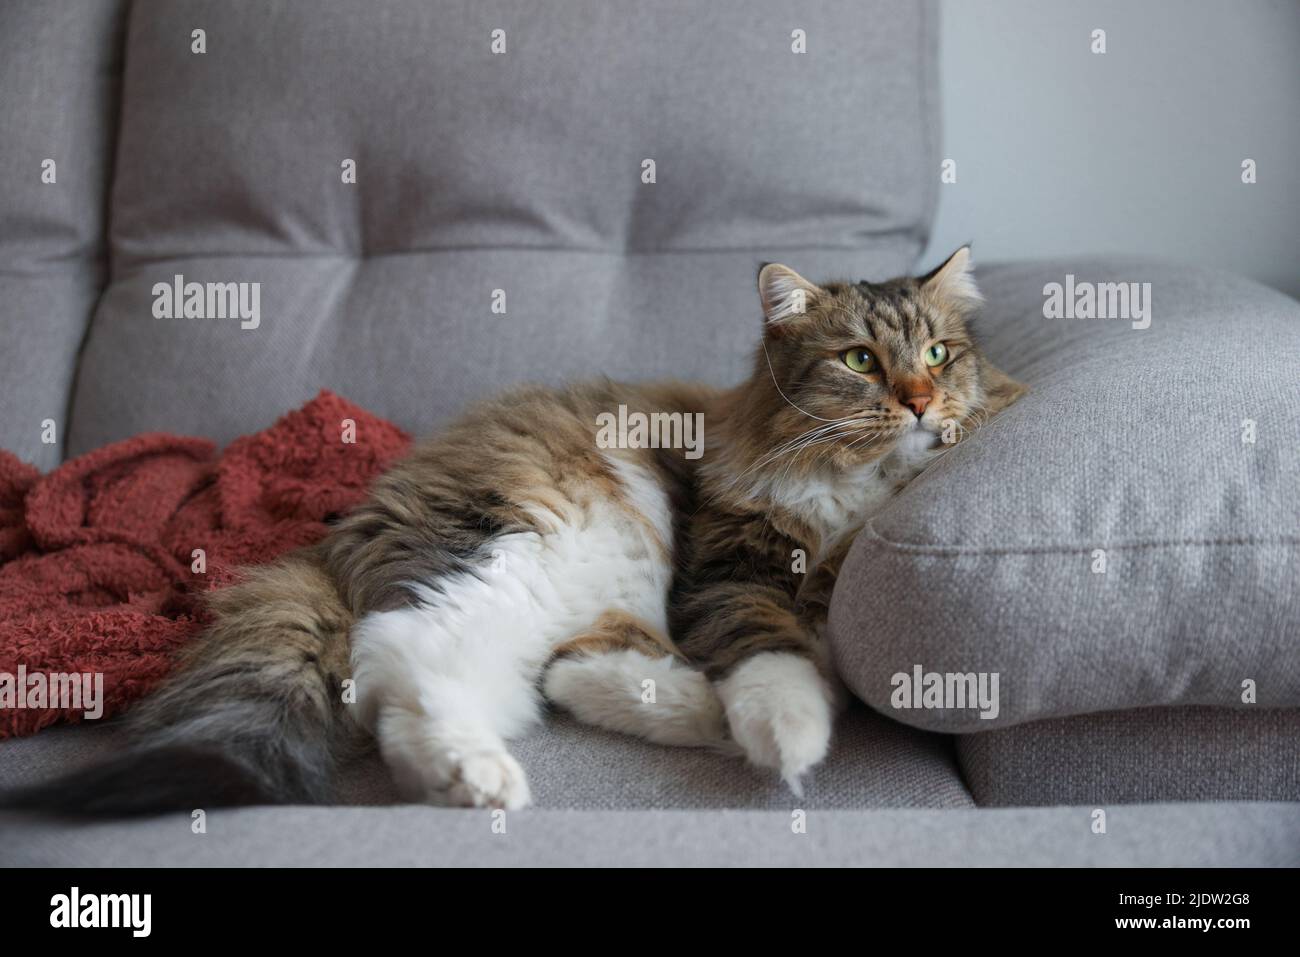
[[902, 394, 932, 417]]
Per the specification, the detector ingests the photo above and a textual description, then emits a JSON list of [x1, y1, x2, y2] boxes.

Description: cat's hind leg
[[349, 446, 700, 805], [542, 611, 730, 749], [351, 597, 543, 810]]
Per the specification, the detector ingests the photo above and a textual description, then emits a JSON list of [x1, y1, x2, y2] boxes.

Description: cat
[[3, 246, 1023, 814]]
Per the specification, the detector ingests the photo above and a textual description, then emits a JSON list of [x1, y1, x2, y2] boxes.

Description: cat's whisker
[[742, 421, 863, 479], [730, 414, 890, 484], [759, 421, 894, 480], [761, 339, 848, 423], [691, 419, 874, 515]]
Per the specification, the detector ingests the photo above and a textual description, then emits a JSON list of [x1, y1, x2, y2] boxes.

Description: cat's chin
[[895, 424, 940, 454]]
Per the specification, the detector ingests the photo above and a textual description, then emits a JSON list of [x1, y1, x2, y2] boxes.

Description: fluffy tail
[[0, 550, 357, 816]]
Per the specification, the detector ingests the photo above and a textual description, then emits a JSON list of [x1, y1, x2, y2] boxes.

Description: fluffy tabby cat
[[7, 247, 1023, 813]]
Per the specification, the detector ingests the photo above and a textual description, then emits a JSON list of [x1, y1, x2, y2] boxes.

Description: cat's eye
[[842, 348, 877, 374], [924, 342, 949, 367]]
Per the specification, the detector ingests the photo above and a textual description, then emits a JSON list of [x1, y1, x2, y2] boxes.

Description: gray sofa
[[1, 0, 1296, 867]]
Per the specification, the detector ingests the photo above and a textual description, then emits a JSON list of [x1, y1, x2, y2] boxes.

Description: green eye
[[842, 349, 876, 373], [925, 342, 948, 367]]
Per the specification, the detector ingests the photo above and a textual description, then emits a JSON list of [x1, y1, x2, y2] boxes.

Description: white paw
[[445, 750, 531, 810], [376, 708, 532, 810], [715, 652, 834, 796]]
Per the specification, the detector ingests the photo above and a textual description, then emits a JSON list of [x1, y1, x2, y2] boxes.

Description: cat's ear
[[758, 263, 820, 329], [919, 245, 982, 313], [977, 356, 1027, 416]]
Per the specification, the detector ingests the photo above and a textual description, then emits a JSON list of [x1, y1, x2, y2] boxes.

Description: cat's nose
[[901, 393, 932, 417]]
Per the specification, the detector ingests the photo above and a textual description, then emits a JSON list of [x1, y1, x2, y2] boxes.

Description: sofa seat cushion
[[67, 0, 938, 453], [829, 259, 1300, 731], [0, 700, 974, 811], [5, 802, 1298, 867], [957, 707, 1300, 806]]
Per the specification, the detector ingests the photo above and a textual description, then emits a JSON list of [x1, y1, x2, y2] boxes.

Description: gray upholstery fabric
[[4, 0, 1294, 868], [829, 259, 1300, 732], [0, 700, 974, 811], [0, 0, 126, 469], [66, 0, 938, 454], [4, 802, 1297, 867], [959, 707, 1300, 806]]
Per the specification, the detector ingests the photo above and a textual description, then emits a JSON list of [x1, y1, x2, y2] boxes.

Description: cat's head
[[747, 246, 1024, 467]]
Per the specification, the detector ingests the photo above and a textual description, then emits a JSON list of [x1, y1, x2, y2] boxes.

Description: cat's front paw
[[715, 652, 834, 796]]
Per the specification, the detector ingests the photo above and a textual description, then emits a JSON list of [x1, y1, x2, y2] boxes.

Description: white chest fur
[[761, 427, 941, 560], [879, 427, 943, 485]]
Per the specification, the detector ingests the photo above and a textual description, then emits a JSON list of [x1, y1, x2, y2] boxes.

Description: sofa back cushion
[[0, 0, 127, 468], [67, 0, 938, 453]]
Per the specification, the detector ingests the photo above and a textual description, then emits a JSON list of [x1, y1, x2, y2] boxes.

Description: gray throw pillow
[[828, 259, 1300, 731]]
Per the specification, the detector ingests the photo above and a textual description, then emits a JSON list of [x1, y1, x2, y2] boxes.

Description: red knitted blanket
[[0, 392, 410, 738]]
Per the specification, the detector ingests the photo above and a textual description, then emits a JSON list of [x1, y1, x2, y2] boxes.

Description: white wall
[[924, 0, 1300, 297]]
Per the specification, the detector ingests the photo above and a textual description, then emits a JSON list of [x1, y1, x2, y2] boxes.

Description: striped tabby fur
[[4, 247, 1022, 813]]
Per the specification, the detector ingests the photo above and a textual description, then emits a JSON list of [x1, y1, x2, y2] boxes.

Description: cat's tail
[[0, 550, 359, 816]]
